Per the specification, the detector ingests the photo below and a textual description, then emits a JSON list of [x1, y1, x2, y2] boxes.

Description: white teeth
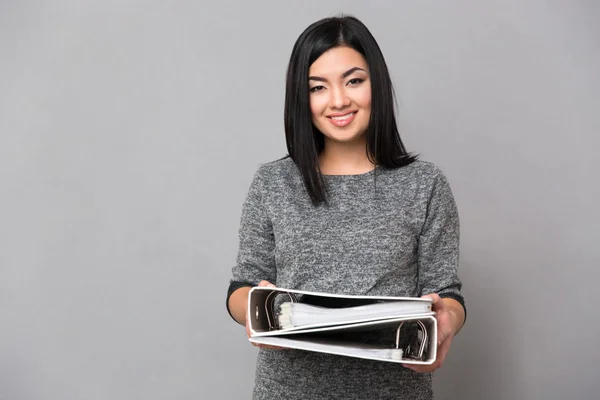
[[330, 112, 355, 121]]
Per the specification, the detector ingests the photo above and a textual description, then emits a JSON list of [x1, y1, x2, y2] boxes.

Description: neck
[[318, 137, 375, 175]]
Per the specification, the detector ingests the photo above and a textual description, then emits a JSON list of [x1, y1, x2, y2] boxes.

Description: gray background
[[1, 1, 598, 399]]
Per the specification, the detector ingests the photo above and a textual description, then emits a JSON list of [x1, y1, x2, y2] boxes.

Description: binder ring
[[395, 320, 428, 361], [265, 291, 298, 330]]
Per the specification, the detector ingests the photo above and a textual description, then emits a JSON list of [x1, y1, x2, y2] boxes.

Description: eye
[[348, 78, 364, 86], [309, 85, 326, 93]]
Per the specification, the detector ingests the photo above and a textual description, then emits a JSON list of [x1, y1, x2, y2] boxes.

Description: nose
[[330, 85, 351, 109]]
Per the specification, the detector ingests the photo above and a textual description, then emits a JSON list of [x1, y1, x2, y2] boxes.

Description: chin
[[320, 129, 366, 144], [325, 135, 365, 145]]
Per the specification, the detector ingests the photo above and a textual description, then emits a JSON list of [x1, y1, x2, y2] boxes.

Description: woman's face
[[308, 46, 371, 145]]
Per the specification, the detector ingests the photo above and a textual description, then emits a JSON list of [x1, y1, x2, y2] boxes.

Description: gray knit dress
[[228, 157, 464, 400]]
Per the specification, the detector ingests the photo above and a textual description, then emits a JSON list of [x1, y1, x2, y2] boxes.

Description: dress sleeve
[[225, 167, 277, 320], [417, 168, 466, 317]]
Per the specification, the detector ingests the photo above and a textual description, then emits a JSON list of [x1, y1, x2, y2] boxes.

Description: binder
[[247, 287, 438, 365]]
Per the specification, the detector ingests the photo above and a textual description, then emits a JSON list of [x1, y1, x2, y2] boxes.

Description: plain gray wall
[[1, 1, 598, 399]]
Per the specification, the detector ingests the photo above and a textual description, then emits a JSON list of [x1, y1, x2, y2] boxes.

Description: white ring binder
[[248, 286, 438, 365]]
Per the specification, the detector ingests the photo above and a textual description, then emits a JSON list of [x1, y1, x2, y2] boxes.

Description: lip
[[327, 111, 357, 127], [327, 110, 358, 118]]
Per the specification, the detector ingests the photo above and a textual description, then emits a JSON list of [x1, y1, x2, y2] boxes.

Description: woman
[[226, 15, 466, 400]]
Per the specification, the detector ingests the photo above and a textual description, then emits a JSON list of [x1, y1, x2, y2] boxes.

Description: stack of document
[[247, 287, 438, 365], [277, 300, 432, 329]]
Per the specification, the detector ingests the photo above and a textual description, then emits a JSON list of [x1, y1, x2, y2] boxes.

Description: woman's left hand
[[402, 293, 458, 373]]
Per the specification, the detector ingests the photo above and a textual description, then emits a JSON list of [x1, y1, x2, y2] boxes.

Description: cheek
[[356, 87, 372, 109], [309, 96, 328, 120]]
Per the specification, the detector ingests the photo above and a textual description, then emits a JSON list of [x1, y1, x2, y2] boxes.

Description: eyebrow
[[308, 67, 366, 82]]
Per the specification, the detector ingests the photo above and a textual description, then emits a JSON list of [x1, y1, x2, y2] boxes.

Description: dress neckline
[[321, 166, 378, 179]]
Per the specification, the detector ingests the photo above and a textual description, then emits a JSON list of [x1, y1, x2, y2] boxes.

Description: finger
[[258, 280, 276, 288], [436, 319, 454, 347], [407, 338, 452, 372], [437, 331, 447, 347], [403, 332, 453, 373], [422, 293, 448, 344], [436, 321, 451, 346], [422, 293, 444, 312], [257, 344, 287, 350], [437, 323, 456, 347], [402, 362, 438, 373], [245, 317, 254, 339], [249, 338, 286, 350], [434, 337, 451, 366]]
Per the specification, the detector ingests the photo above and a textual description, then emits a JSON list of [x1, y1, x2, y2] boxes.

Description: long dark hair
[[283, 15, 418, 206]]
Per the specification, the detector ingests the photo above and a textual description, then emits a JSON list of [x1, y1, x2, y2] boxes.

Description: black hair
[[283, 15, 418, 206]]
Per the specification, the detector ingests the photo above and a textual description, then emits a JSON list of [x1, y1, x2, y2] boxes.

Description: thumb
[[422, 293, 444, 311], [421, 293, 449, 346]]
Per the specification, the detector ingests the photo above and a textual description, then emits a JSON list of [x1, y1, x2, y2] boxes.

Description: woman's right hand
[[246, 280, 286, 350]]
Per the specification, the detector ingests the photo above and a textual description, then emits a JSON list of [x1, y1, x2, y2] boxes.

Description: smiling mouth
[[328, 112, 356, 121], [327, 111, 357, 127]]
